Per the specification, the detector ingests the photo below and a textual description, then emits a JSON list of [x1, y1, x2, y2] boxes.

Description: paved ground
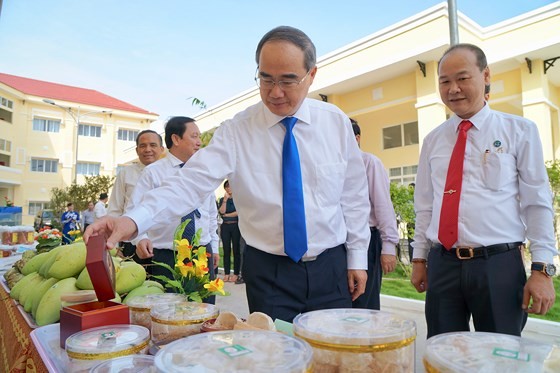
[[216, 279, 560, 372]]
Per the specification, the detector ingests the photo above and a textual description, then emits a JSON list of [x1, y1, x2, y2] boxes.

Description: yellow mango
[[35, 277, 79, 326]]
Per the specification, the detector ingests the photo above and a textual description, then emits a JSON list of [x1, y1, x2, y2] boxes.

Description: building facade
[[194, 2, 560, 185], [0, 73, 158, 225]]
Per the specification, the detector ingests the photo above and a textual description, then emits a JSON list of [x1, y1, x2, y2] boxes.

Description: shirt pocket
[[315, 162, 346, 205], [483, 152, 516, 191]]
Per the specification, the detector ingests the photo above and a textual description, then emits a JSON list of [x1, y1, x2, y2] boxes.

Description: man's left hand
[[348, 270, 367, 301], [522, 272, 556, 315], [381, 254, 397, 274], [213, 253, 220, 269]]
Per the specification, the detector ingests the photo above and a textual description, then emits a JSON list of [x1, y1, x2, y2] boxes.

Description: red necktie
[[438, 120, 473, 249]]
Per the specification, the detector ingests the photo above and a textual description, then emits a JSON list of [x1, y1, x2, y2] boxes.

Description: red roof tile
[[0, 72, 157, 115]]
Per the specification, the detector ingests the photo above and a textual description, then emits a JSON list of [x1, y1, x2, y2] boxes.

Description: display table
[[0, 282, 48, 373]]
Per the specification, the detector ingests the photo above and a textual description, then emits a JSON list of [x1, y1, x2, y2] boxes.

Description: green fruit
[[48, 242, 87, 279], [19, 274, 45, 308], [123, 284, 165, 304], [38, 248, 62, 278], [142, 280, 165, 291], [10, 272, 40, 300], [21, 252, 51, 275], [35, 277, 79, 326], [31, 277, 59, 318], [75, 267, 94, 290], [115, 262, 146, 295]]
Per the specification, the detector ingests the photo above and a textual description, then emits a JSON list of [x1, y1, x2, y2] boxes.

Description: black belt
[[432, 242, 522, 260]]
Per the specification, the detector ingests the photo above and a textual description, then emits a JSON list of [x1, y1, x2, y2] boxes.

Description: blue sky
[[0, 0, 556, 124]]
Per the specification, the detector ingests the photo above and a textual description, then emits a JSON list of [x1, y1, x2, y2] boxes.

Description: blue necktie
[[178, 161, 200, 241], [281, 117, 308, 262]]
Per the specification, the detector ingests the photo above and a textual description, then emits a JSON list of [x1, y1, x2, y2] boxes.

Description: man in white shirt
[[127, 116, 219, 303], [81, 202, 95, 231], [411, 43, 557, 338], [85, 26, 370, 322], [351, 119, 399, 310], [94, 193, 108, 220], [108, 130, 164, 262]]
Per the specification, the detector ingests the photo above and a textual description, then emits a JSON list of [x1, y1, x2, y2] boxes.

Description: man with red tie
[[411, 43, 557, 338]]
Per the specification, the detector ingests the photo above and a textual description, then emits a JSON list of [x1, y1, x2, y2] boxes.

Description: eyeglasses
[[255, 69, 310, 91]]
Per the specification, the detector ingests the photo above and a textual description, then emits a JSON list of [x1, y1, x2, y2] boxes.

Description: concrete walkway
[[216, 280, 560, 372]]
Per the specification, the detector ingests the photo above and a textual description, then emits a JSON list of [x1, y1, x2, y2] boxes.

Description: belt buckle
[[456, 246, 474, 260]]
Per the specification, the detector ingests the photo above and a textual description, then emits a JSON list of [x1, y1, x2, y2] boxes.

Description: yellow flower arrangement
[[67, 229, 83, 242], [152, 218, 227, 302]]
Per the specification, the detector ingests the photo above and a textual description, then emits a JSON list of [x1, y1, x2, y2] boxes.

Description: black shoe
[[235, 275, 245, 284]]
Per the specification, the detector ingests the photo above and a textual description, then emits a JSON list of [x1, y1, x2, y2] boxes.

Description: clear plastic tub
[[154, 330, 313, 372], [90, 354, 155, 372], [65, 324, 150, 372], [423, 331, 560, 373], [293, 308, 416, 372], [128, 293, 188, 329], [150, 301, 219, 346]]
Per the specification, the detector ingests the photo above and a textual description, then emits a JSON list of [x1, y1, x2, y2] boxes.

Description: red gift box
[[59, 235, 129, 348]]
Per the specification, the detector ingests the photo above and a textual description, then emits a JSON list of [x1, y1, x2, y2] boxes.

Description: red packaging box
[[59, 235, 129, 348]]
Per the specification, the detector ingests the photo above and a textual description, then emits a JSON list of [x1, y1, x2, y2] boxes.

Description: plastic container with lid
[[65, 324, 150, 372], [128, 293, 188, 329], [423, 331, 560, 373], [150, 301, 219, 346], [293, 308, 416, 372], [90, 354, 156, 373], [154, 330, 313, 372]]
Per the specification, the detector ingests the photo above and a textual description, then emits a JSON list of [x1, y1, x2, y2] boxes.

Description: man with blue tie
[[85, 26, 370, 322], [126, 116, 220, 303]]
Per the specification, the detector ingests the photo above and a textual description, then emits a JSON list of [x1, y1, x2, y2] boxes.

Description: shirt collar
[[449, 102, 490, 132], [262, 98, 312, 129], [166, 152, 184, 168]]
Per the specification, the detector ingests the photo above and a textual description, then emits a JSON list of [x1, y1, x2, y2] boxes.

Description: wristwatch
[[531, 262, 557, 277]]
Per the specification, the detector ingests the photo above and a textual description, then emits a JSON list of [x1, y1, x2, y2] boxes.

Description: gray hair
[[255, 26, 316, 72]]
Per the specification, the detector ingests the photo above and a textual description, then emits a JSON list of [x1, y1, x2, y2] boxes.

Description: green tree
[[546, 160, 560, 244], [49, 175, 115, 216], [390, 182, 415, 237], [200, 127, 217, 148]]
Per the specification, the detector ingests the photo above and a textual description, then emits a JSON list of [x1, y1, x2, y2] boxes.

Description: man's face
[[257, 40, 316, 117], [173, 122, 201, 161], [136, 133, 164, 166], [438, 48, 490, 119], [88, 202, 94, 210]]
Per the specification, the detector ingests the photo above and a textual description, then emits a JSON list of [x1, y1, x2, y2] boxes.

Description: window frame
[[31, 158, 59, 173]]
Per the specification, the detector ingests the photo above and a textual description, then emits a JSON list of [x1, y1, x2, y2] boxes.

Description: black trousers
[[352, 227, 382, 310], [221, 223, 241, 275], [152, 245, 216, 305], [243, 244, 352, 322], [426, 245, 527, 338], [123, 242, 153, 274]]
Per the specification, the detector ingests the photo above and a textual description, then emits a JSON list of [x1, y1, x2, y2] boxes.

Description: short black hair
[[350, 118, 360, 136], [255, 26, 316, 72], [66, 202, 73, 207], [99, 193, 108, 200], [136, 129, 163, 147], [223, 179, 230, 188], [164, 116, 195, 149]]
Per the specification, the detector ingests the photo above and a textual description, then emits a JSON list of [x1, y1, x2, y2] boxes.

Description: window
[[29, 201, 49, 216], [33, 118, 61, 133], [79, 124, 102, 138], [31, 158, 58, 173], [383, 122, 419, 150], [118, 129, 138, 142], [0, 138, 11, 152], [389, 165, 417, 185], [0, 95, 14, 123], [77, 162, 100, 176]]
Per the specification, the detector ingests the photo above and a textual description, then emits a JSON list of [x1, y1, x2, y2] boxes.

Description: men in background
[[128, 116, 219, 303], [108, 130, 164, 262], [61, 203, 79, 244], [412, 43, 557, 338], [94, 193, 108, 220], [351, 119, 398, 310], [81, 202, 95, 231], [85, 26, 370, 323]]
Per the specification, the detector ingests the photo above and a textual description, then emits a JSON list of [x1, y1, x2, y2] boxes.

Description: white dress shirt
[[108, 163, 146, 217], [126, 99, 370, 269], [94, 201, 107, 220], [362, 151, 399, 255], [127, 152, 219, 251], [412, 104, 557, 263]]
